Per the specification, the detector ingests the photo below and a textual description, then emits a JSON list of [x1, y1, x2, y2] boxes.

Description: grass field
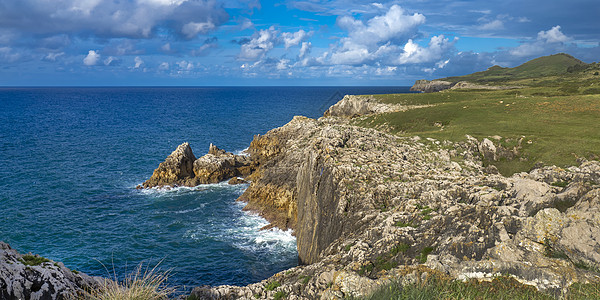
[[356, 54, 600, 175]]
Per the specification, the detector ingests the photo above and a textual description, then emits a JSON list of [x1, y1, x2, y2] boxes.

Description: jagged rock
[[410, 80, 454, 92], [323, 95, 432, 118], [194, 146, 253, 184], [0, 242, 101, 300], [141, 142, 197, 188], [228, 177, 247, 185], [182, 95, 600, 299], [478, 138, 497, 161], [141, 143, 254, 188]]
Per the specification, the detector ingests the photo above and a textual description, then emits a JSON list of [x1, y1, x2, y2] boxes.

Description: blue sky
[[0, 0, 598, 86]]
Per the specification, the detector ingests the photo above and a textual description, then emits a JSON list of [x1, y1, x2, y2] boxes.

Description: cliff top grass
[[356, 54, 600, 175]]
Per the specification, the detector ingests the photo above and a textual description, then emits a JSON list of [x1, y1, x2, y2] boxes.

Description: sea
[[0, 86, 411, 291]]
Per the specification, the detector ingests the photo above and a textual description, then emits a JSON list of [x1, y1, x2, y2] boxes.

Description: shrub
[[19, 254, 50, 266], [85, 263, 175, 300], [265, 281, 281, 291]]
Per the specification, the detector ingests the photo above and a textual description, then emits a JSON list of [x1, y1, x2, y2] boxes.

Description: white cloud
[[480, 20, 504, 31], [299, 42, 311, 58], [282, 30, 310, 49], [510, 25, 571, 57], [397, 35, 457, 64], [158, 62, 170, 70], [0, 47, 21, 63], [238, 26, 278, 61], [0, 0, 228, 39], [104, 56, 119, 66], [83, 50, 100, 66], [337, 5, 425, 47], [43, 52, 64, 62], [134, 56, 144, 68], [177, 60, 194, 71], [538, 25, 570, 43], [181, 21, 216, 39]]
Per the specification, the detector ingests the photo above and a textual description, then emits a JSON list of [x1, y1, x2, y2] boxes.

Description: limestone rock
[[410, 80, 454, 92], [0, 242, 101, 300], [141, 142, 197, 188], [141, 143, 254, 188]]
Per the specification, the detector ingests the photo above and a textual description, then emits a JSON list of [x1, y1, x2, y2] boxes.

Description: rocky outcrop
[[410, 80, 454, 92], [184, 94, 600, 299], [141, 143, 253, 188], [0, 242, 101, 299], [141, 142, 197, 188], [323, 95, 433, 118], [450, 81, 522, 90]]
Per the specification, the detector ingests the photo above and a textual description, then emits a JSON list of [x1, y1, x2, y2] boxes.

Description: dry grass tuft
[[84, 263, 176, 300]]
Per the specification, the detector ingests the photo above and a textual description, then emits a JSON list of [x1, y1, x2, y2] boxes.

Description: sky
[[0, 0, 599, 86]]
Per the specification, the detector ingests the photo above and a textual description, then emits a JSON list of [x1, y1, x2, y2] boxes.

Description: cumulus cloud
[[397, 35, 457, 64], [104, 56, 120, 66], [134, 56, 144, 68], [43, 52, 65, 62], [83, 50, 100, 66], [510, 25, 571, 57], [336, 5, 425, 46], [238, 27, 311, 61], [299, 42, 311, 58], [282, 30, 310, 49], [538, 25, 570, 43], [158, 62, 170, 70]]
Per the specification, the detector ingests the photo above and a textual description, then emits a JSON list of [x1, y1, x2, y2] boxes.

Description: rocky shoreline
[[3, 93, 599, 299], [149, 94, 600, 299]]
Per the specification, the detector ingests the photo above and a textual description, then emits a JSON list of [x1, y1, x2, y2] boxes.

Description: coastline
[[3, 82, 600, 299]]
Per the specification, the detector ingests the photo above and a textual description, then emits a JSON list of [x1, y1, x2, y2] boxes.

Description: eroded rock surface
[[185, 96, 600, 299], [0, 242, 101, 300], [141, 143, 253, 188]]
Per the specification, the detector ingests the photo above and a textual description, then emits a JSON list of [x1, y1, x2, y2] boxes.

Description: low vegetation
[[356, 53, 600, 175], [19, 254, 51, 266], [85, 263, 175, 300], [364, 274, 600, 300]]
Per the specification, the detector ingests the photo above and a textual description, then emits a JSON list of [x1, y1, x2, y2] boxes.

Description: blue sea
[[0, 86, 411, 291]]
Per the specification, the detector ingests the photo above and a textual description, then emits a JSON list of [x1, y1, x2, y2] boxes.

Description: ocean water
[[0, 86, 411, 290]]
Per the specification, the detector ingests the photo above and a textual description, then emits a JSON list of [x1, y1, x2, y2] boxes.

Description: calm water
[[0, 86, 411, 290]]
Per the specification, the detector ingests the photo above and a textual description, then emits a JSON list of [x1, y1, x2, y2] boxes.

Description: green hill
[[441, 53, 588, 84], [357, 53, 600, 175]]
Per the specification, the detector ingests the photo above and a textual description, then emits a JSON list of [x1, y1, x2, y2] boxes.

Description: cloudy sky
[[1, 0, 598, 86]]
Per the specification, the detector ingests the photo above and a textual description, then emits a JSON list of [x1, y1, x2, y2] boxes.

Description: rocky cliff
[[409, 79, 455, 92], [141, 95, 600, 299], [0, 242, 101, 299]]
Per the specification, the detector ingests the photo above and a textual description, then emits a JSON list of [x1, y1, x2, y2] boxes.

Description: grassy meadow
[[356, 54, 600, 175]]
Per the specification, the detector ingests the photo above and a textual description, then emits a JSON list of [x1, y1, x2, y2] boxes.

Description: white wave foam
[[137, 181, 248, 196], [228, 209, 297, 255], [233, 147, 249, 156]]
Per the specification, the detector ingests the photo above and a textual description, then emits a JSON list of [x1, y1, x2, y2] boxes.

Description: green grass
[[265, 281, 281, 291], [417, 247, 435, 263], [363, 274, 600, 300], [354, 54, 600, 175], [19, 254, 50, 266], [362, 275, 597, 300], [357, 89, 600, 175], [273, 291, 287, 300]]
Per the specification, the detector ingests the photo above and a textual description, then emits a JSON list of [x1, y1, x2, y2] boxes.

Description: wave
[[233, 147, 249, 156], [136, 181, 248, 196]]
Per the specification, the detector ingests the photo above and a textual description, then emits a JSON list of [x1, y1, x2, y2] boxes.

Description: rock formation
[[410, 79, 455, 92], [140, 143, 253, 188], [0, 242, 101, 299], [180, 95, 600, 299]]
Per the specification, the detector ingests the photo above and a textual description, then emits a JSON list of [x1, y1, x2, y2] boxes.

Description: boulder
[[194, 145, 253, 184], [0, 242, 101, 300], [141, 142, 197, 188]]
